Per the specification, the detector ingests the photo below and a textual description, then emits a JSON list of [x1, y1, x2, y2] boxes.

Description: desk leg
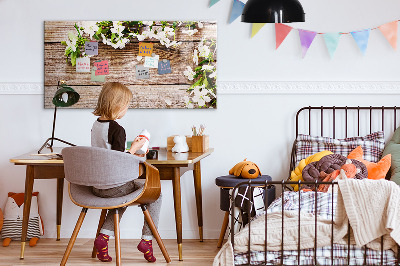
[[172, 167, 183, 261], [20, 165, 34, 259], [56, 178, 64, 241], [193, 161, 203, 242]]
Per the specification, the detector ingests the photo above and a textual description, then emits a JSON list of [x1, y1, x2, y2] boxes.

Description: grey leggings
[[92, 180, 162, 240]]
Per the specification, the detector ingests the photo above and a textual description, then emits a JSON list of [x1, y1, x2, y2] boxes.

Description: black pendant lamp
[[241, 0, 305, 23]]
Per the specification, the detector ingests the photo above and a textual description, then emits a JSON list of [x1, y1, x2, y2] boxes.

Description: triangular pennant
[[351, 29, 370, 55], [275, 23, 293, 49], [378, 21, 398, 50], [251, 23, 266, 38], [298, 29, 317, 58], [209, 0, 220, 7], [323, 33, 341, 58], [229, 0, 245, 24]]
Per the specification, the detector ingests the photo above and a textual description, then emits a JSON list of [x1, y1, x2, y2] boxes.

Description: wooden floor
[[0, 239, 222, 265]]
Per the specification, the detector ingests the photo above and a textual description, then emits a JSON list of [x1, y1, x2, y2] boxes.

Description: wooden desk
[[10, 147, 213, 261]]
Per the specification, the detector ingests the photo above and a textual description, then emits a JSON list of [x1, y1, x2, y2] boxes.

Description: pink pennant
[[378, 21, 398, 50], [275, 23, 293, 49], [298, 29, 317, 58]]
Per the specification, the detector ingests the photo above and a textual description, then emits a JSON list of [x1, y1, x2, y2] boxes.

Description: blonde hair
[[93, 82, 133, 120]]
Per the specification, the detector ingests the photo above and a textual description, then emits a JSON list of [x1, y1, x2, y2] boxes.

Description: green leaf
[[195, 66, 202, 72], [96, 27, 103, 35], [61, 41, 67, 46], [111, 33, 115, 41], [71, 52, 77, 66]]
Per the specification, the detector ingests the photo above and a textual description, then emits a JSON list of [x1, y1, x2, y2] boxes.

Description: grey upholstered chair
[[60, 146, 171, 265]]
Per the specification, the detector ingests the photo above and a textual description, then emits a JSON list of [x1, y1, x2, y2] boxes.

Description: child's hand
[[134, 148, 149, 157], [129, 137, 147, 155]]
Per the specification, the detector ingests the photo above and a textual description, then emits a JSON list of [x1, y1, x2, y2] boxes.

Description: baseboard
[[1, 81, 400, 95]]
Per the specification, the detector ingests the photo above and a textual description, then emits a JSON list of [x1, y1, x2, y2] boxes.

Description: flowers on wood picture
[[44, 21, 217, 109]]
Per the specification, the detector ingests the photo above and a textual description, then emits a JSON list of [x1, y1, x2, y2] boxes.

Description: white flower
[[202, 65, 214, 71], [137, 34, 146, 41], [165, 99, 172, 105], [165, 41, 182, 48], [183, 96, 194, 108], [183, 66, 196, 81], [198, 44, 210, 57], [209, 70, 217, 79], [66, 31, 78, 52], [142, 21, 154, 26], [164, 27, 175, 36], [182, 29, 198, 36], [191, 85, 212, 107], [111, 21, 125, 37], [79, 21, 99, 39], [193, 49, 199, 65], [137, 56, 143, 61], [198, 22, 204, 28]]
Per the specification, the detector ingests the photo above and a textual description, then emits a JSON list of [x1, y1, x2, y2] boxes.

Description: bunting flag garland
[[275, 23, 293, 49], [251, 23, 266, 38], [209, 0, 220, 7], [351, 29, 370, 55], [207, 2, 400, 58], [298, 29, 317, 58], [229, 0, 245, 24], [323, 33, 341, 58], [378, 21, 398, 50]]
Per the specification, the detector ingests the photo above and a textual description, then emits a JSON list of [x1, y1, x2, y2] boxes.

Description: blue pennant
[[229, 0, 245, 24], [351, 29, 371, 55], [209, 0, 220, 7]]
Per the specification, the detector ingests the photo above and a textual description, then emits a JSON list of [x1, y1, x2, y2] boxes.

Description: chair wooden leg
[[60, 208, 88, 266], [114, 210, 121, 266], [217, 211, 230, 248], [91, 209, 108, 258], [141, 205, 171, 263]]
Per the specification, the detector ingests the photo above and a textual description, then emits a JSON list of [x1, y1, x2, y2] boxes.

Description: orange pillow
[[347, 146, 391, 180]]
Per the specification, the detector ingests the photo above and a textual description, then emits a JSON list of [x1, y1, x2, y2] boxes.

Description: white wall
[[1, 0, 400, 239]]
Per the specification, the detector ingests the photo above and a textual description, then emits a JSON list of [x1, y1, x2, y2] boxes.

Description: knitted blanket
[[214, 179, 400, 266]]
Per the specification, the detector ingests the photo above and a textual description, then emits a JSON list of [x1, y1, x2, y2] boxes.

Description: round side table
[[215, 175, 275, 248]]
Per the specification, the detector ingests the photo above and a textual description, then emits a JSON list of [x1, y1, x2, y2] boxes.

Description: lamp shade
[[241, 0, 305, 23], [52, 84, 80, 107]]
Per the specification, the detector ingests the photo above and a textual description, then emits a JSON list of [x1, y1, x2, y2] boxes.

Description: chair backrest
[[62, 146, 145, 187]]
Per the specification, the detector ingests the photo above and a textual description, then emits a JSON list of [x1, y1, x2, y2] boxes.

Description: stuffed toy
[[229, 159, 261, 179], [348, 146, 391, 180], [172, 135, 189, 153], [289, 150, 333, 191], [1, 192, 44, 247]]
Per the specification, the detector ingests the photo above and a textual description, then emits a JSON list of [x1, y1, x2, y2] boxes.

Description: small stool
[[215, 175, 275, 248]]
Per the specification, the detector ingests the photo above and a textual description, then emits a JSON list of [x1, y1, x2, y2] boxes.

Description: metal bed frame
[[230, 106, 400, 266]]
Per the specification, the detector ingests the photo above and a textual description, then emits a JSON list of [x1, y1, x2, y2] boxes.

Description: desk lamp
[[241, 0, 305, 23], [38, 81, 80, 154]]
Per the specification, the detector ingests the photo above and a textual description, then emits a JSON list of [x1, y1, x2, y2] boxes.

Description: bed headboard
[[290, 106, 400, 179]]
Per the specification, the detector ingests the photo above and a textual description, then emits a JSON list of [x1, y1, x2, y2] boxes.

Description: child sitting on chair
[[91, 82, 161, 263]]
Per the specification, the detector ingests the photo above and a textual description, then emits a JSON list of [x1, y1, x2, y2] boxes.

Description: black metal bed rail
[[230, 180, 400, 266], [289, 106, 400, 183]]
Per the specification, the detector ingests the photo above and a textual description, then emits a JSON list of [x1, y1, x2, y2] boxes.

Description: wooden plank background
[[44, 21, 217, 109]]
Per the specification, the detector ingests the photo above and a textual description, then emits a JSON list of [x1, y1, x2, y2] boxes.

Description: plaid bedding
[[234, 191, 397, 265], [294, 131, 385, 166]]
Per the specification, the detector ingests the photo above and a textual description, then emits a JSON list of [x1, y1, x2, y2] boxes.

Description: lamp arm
[[50, 106, 57, 148]]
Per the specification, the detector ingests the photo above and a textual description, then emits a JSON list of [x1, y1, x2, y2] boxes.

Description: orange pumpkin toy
[[229, 159, 261, 179]]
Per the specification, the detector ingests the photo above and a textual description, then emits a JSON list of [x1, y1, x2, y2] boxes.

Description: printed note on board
[[138, 42, 154, 57], [76, 57, 90, 72], [91, 67, 106, 82], [158, 60, 172, 74], [85, 41, 98, 56], [94, 60, 109, 76], [144, 54, 159, 68], [136, 65, 150, 79]]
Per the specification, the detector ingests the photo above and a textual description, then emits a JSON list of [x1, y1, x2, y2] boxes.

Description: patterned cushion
[[295, 131, 385, 166]]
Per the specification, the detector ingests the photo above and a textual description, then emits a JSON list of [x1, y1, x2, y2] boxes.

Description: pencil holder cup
[[191, 135, 209, 153]]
